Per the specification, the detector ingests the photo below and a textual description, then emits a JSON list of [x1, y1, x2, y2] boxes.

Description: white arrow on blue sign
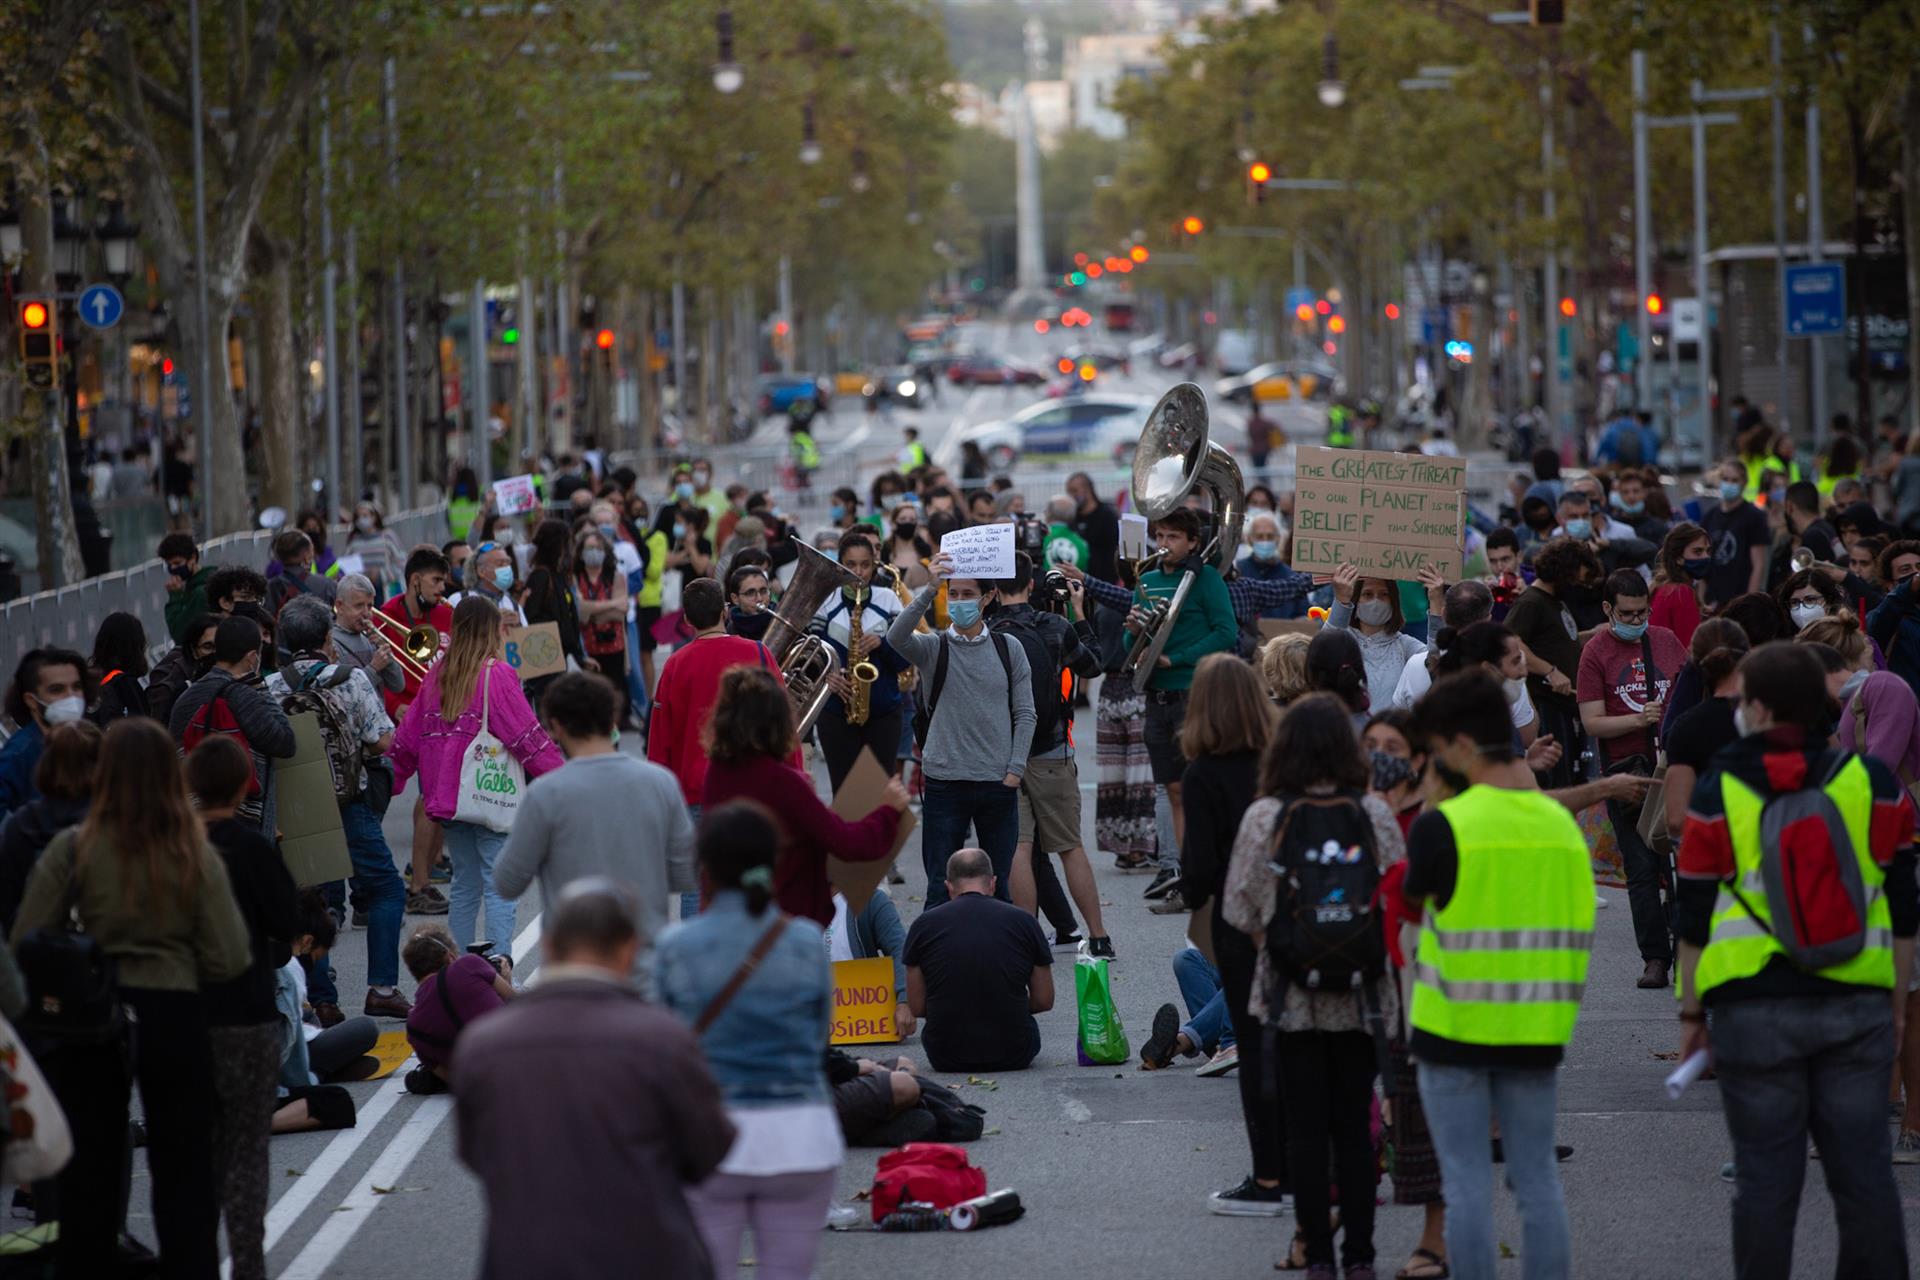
[[1784, 263, 1844, 339], [77, 283, 125, 330]]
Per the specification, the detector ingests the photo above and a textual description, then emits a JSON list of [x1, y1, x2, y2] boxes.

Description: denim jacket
[[656, 891, 832, 1106]]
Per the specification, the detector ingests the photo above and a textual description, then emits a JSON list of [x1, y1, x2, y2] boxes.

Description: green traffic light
[[501, 328, 519, 345], [1070, 271, 1086, 286]]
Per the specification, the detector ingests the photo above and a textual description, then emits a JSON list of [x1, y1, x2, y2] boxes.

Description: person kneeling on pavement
[[403, 922, 516, 1094], [904, 847, 1054, 1073]]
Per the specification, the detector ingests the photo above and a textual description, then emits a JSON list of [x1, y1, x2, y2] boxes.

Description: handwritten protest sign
[[939, 522, 1015, 581], [830, 958, 900, 1044], [1119, 512, 1149, 560], [828, 748, 916, 906], [503, 622, 566, 681], [491, 474, 540, 517], [1289, 446, 1465, 579]]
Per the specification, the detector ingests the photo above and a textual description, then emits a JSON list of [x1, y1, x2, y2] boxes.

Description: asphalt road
[[113, 323, 1920, 1275]]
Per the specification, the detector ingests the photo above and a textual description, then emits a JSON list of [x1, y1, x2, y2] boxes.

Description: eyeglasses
[[736, 587, 770, 601], [1788, 595, 1826, 610], [1610, 607, 1650, 624]]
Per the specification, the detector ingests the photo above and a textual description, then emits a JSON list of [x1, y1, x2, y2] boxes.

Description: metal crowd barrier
[[0, 506, 452, 685]]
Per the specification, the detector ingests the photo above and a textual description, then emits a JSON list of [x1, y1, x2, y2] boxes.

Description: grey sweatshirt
[[889, 583, 1036, 782], [494, 752, 695, 947]]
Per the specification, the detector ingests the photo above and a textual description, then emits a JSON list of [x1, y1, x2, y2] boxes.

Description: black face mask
[[1432, 760, 1472, 794], [730, 607, 772, 641]]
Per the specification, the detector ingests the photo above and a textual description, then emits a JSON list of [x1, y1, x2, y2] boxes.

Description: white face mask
[[1789, 602, 1826, 631], [40, 694, 85, 726], [1734, 704, 1758, 737], [1355, 599, 1393, 627]]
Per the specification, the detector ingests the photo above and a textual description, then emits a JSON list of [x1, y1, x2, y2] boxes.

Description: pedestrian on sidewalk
[[390, 596, 563, 951], [658, 802, 842, 1280], [1403, 670, 1594, 1280], [1676, 641, 1916, 1280]]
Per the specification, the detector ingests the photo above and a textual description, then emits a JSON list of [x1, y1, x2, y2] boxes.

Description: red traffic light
[[1073, 252, 1089, 267], [1181, 215, 1204, 236], [1644, 294, 1663, 316], [1085, 263, 1103, 279], [1559, 296, 1577, 318], [1057, 357, 1075, 374], [1315, 299, 1331, 317], [162, 357, 175, 376], [595, 328, 616, 350], [1248, 161, 1272, 184], [1033, 319, 1051, 335], [1383, 303, 1401, 320], [20, 301, 48, 330]]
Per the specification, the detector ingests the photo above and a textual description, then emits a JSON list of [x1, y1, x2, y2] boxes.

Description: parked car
[[950, 393, 1154, 470], [756, 373, 832, 417], [862, 365, 935, 410], [947, 355, 1046, 387]]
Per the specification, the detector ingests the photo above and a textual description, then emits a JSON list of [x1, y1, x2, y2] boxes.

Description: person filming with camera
[[987, 552, 1114, 958]]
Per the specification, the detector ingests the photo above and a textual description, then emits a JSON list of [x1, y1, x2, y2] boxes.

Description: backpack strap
[[693, 915, 791, 1035], [925, 635, 952, 719]]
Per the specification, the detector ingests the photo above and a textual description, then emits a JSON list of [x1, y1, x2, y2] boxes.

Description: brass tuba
[[1120, 382, 1246, 691], [761, 539, 861, 736]]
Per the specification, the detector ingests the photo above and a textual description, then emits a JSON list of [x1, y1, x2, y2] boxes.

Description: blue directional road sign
[[1784, 262, 1845, 338], [77, 283, 125, 330]]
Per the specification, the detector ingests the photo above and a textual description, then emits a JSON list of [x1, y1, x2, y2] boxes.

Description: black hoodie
[[0, 795, 86, 933]]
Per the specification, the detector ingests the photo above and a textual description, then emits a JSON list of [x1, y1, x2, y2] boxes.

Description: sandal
[[1274, 1231, 1310, 1271], [1395, 1248, 1450, 1280]]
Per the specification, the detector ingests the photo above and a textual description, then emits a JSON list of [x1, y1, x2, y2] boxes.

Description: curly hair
[[704, 666, 797, 764], [1257, 632, 1312, 705], [1530, 536, 1602, 588]]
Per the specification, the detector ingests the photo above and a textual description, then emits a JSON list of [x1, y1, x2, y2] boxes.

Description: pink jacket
[[391, 659, 563, 821]]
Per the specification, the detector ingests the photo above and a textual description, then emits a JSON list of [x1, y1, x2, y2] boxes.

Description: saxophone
[[881, 564, 918, 692], [845, 585, 879, 726]]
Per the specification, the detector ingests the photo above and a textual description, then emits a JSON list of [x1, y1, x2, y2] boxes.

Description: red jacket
[[646, 633, 785, 805], [380, 594, 454, 718], [702, 754, 901, 924]]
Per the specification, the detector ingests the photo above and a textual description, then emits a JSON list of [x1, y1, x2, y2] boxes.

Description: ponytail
[[697, 801, 782, 917]]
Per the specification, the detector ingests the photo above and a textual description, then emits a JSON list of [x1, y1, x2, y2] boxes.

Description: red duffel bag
[[870, 1143, 987, 1223]]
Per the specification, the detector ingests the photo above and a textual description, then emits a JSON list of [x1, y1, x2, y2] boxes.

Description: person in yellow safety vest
[[1327, 404, 1355, 449], [630, 497, 670, 696], [1402, 668, 1592, 1280], [1816, 434, 1865, 504], [897, 426, 929, 474], [1674, 642, 1917, 1280]]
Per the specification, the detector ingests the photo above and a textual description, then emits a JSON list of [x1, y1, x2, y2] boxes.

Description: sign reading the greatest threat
[[1289, 447, 1465, 580]]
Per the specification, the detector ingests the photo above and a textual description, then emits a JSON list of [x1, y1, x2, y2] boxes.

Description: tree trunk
[[1903, 72, 1920, 438], [250, 230, 299, 516], [16, 142, 84, 588], [1847, 102, 1873, 436]]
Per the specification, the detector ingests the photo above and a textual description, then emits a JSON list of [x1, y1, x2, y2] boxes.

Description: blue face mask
[[947, 598, 982, 629], [597, 523, 617, 543], [1683, 555, 1715, 577], [1719, 481, 1745, 503], [675, 481, 694, 500], [1616, 500, 1644, 516], [1611, 619, 1648, 642], [491, 565, 515, 592], [1565, 518, 1592, 541], [672, 522, 687, 540], [820, 547, 839, 564], [1251, 540, 1279, 561], [830, 504, 846, 522]]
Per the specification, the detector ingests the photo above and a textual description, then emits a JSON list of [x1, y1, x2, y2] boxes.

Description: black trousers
[[1610, 793, 1672, 962], [1031, 849, 1077, 937], [817, 706, 904, 794], [47, 988, 221, 1280], [1279, 1029, 1379, 1268], [1216, 923, 1288, 1186], [591, 647, 630, 725]]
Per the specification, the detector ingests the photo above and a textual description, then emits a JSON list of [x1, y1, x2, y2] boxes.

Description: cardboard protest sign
[[938, 523, 1015, 581], [830, 958, 901, 1044], [1289, 446, 1465, 579], [502, 622, 566, 681], [491, 474, 540, 517], [1119, 512, 1150, 560], [828, 748, 915, 905], [1257, 618, 1322, 640], [273, 715, 352, 887]]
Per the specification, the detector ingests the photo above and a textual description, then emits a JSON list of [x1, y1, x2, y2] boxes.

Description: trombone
[[366, 610, 441, 683]]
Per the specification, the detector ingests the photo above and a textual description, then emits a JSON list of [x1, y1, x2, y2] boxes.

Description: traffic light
[[1247, 161, 1270, 205], [1531, 0, 1564, 23], [1644, 293, 1664, 316], [1327, 315, 1347, 335], [1181, 215, 1204, 239], [1295, 303, 1315, 324], [1383, 303, 1402, 320], [1033, 319, 1050, 335], [500, 327, 520, 345], [1558, 296, 1577, 318], [18, 300, 54, 390], [1130, 245, 1149, 263], [595, 328, 616, 350]]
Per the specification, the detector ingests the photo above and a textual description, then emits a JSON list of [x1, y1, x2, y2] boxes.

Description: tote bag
[[0, 1010, 73, 1183], [452, 665, 526, 833]]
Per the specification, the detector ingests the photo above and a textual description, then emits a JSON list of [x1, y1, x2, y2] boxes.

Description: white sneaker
[[824, 1203, 861, 1230], [1595, 894, 1610, 909], [1894, 1132, 1920, 1164]]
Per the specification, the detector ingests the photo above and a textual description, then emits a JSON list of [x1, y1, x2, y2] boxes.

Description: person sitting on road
[[402, 922, 515, 1094], [904, 847, 1055, 1074], [827, 1048, 928, 1148]]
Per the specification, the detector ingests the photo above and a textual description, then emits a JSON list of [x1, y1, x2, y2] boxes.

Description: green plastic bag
[[1075, 951, 1129, 1065]]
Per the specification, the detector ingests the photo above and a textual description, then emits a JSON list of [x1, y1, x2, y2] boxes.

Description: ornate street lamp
[[97, 201, 139, 282], [51, 196, 90, 285]]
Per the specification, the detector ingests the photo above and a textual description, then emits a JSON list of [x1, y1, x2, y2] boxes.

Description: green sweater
[[12, 828, 250, 993], [1135, 563, 1236, 691], [164, 565, 216, 643]]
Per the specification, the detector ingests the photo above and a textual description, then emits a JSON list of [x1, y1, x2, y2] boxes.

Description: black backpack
[[16, 833, 124, 1046], [280, 658, 365, 804], [910, 632, 1014, 751], [1264, 794, 1385, 994], [916, 1075, 987, 1141], [990, 613, 1064, 754]]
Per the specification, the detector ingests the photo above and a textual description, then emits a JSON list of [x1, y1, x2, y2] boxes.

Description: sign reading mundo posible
[[1289, 446, 1465, 580]]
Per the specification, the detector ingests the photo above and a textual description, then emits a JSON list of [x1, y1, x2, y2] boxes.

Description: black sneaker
[[1053, 928, 1084, 950], [1207, 1176, 1292, 1217], [1087, 935, 1116, 960], [1143, 868, 1181, 900], [1140, 1002, 1181, 1070]]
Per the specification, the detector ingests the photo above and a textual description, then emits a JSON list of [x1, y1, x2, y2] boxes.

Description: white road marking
[[843, 423, 871, 452], [275, 1097, 455, 1280], [238, 911, 546, 1275]]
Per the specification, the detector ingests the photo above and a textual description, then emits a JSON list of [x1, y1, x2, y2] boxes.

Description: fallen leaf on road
[[285, 1169, 303, 1177], [1500, 1243, 1515, 1259], [852, 1188, 872, 1201], [982, 1126, 1001, 1136], [965, 1075, 999, 1091], [371, 1185, 427, 1195], [1650, 1050, 1680, 1061]]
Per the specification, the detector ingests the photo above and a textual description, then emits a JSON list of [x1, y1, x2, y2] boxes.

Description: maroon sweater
[[701, 754, 901, 925]]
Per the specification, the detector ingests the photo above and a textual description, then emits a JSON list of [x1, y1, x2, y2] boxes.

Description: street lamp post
[[1317, 33, 1345, 108]]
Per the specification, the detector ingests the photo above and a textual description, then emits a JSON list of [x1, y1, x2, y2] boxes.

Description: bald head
[[945, 847, 994, 895]]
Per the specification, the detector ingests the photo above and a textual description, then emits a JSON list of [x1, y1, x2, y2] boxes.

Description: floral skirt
[[1095, 678, 1157, 859]]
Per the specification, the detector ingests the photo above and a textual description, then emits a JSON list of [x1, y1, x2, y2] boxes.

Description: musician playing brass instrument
[[808, 528, 911, 793]]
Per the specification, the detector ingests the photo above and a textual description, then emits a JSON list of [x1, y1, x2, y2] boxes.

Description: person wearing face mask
[[168, 615, 297, 835], [725, 565, 775, 643], [1401, 669, 1593, 1280], [1234, 512, 1307, 624], [686, 458, 729, 525], [808, 531, 910, 793], [1065, 471, 1120, 582], [881, 502, 933, 586], [572, 529, 632, 726], [1700, 458, 1772, 608], [1675, 642, 1917, 1279], [1609, 469, 1669, 544], [1503, 538, 1601, 789], [266, 529, 340, 624], [1576, 570, 1685, 989], [449, 543, 527, 626], [1327, 563, 1430, 713], [344, 502, 409, 599], [1869, 540, 1920, 700], [1775, 568, 1850, 637], [1649, 522, 1712, 647], [0, 648, 94, 822], [663, 506, 715, 585]]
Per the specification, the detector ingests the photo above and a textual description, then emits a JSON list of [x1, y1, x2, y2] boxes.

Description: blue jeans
[[1712, 992, 1907, 1280], [679, 803, 703, 921], [625, 619, 650, 718], [920, 776, 1019, 908], [1418, 1061, 1570, 1280], [341, 799, 405, 989], [1173, 946, 1233, 1054], [442, 820, 514, 952]]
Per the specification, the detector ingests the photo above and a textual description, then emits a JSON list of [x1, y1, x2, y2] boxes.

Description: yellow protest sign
[[830, 957, 900, 1045]]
